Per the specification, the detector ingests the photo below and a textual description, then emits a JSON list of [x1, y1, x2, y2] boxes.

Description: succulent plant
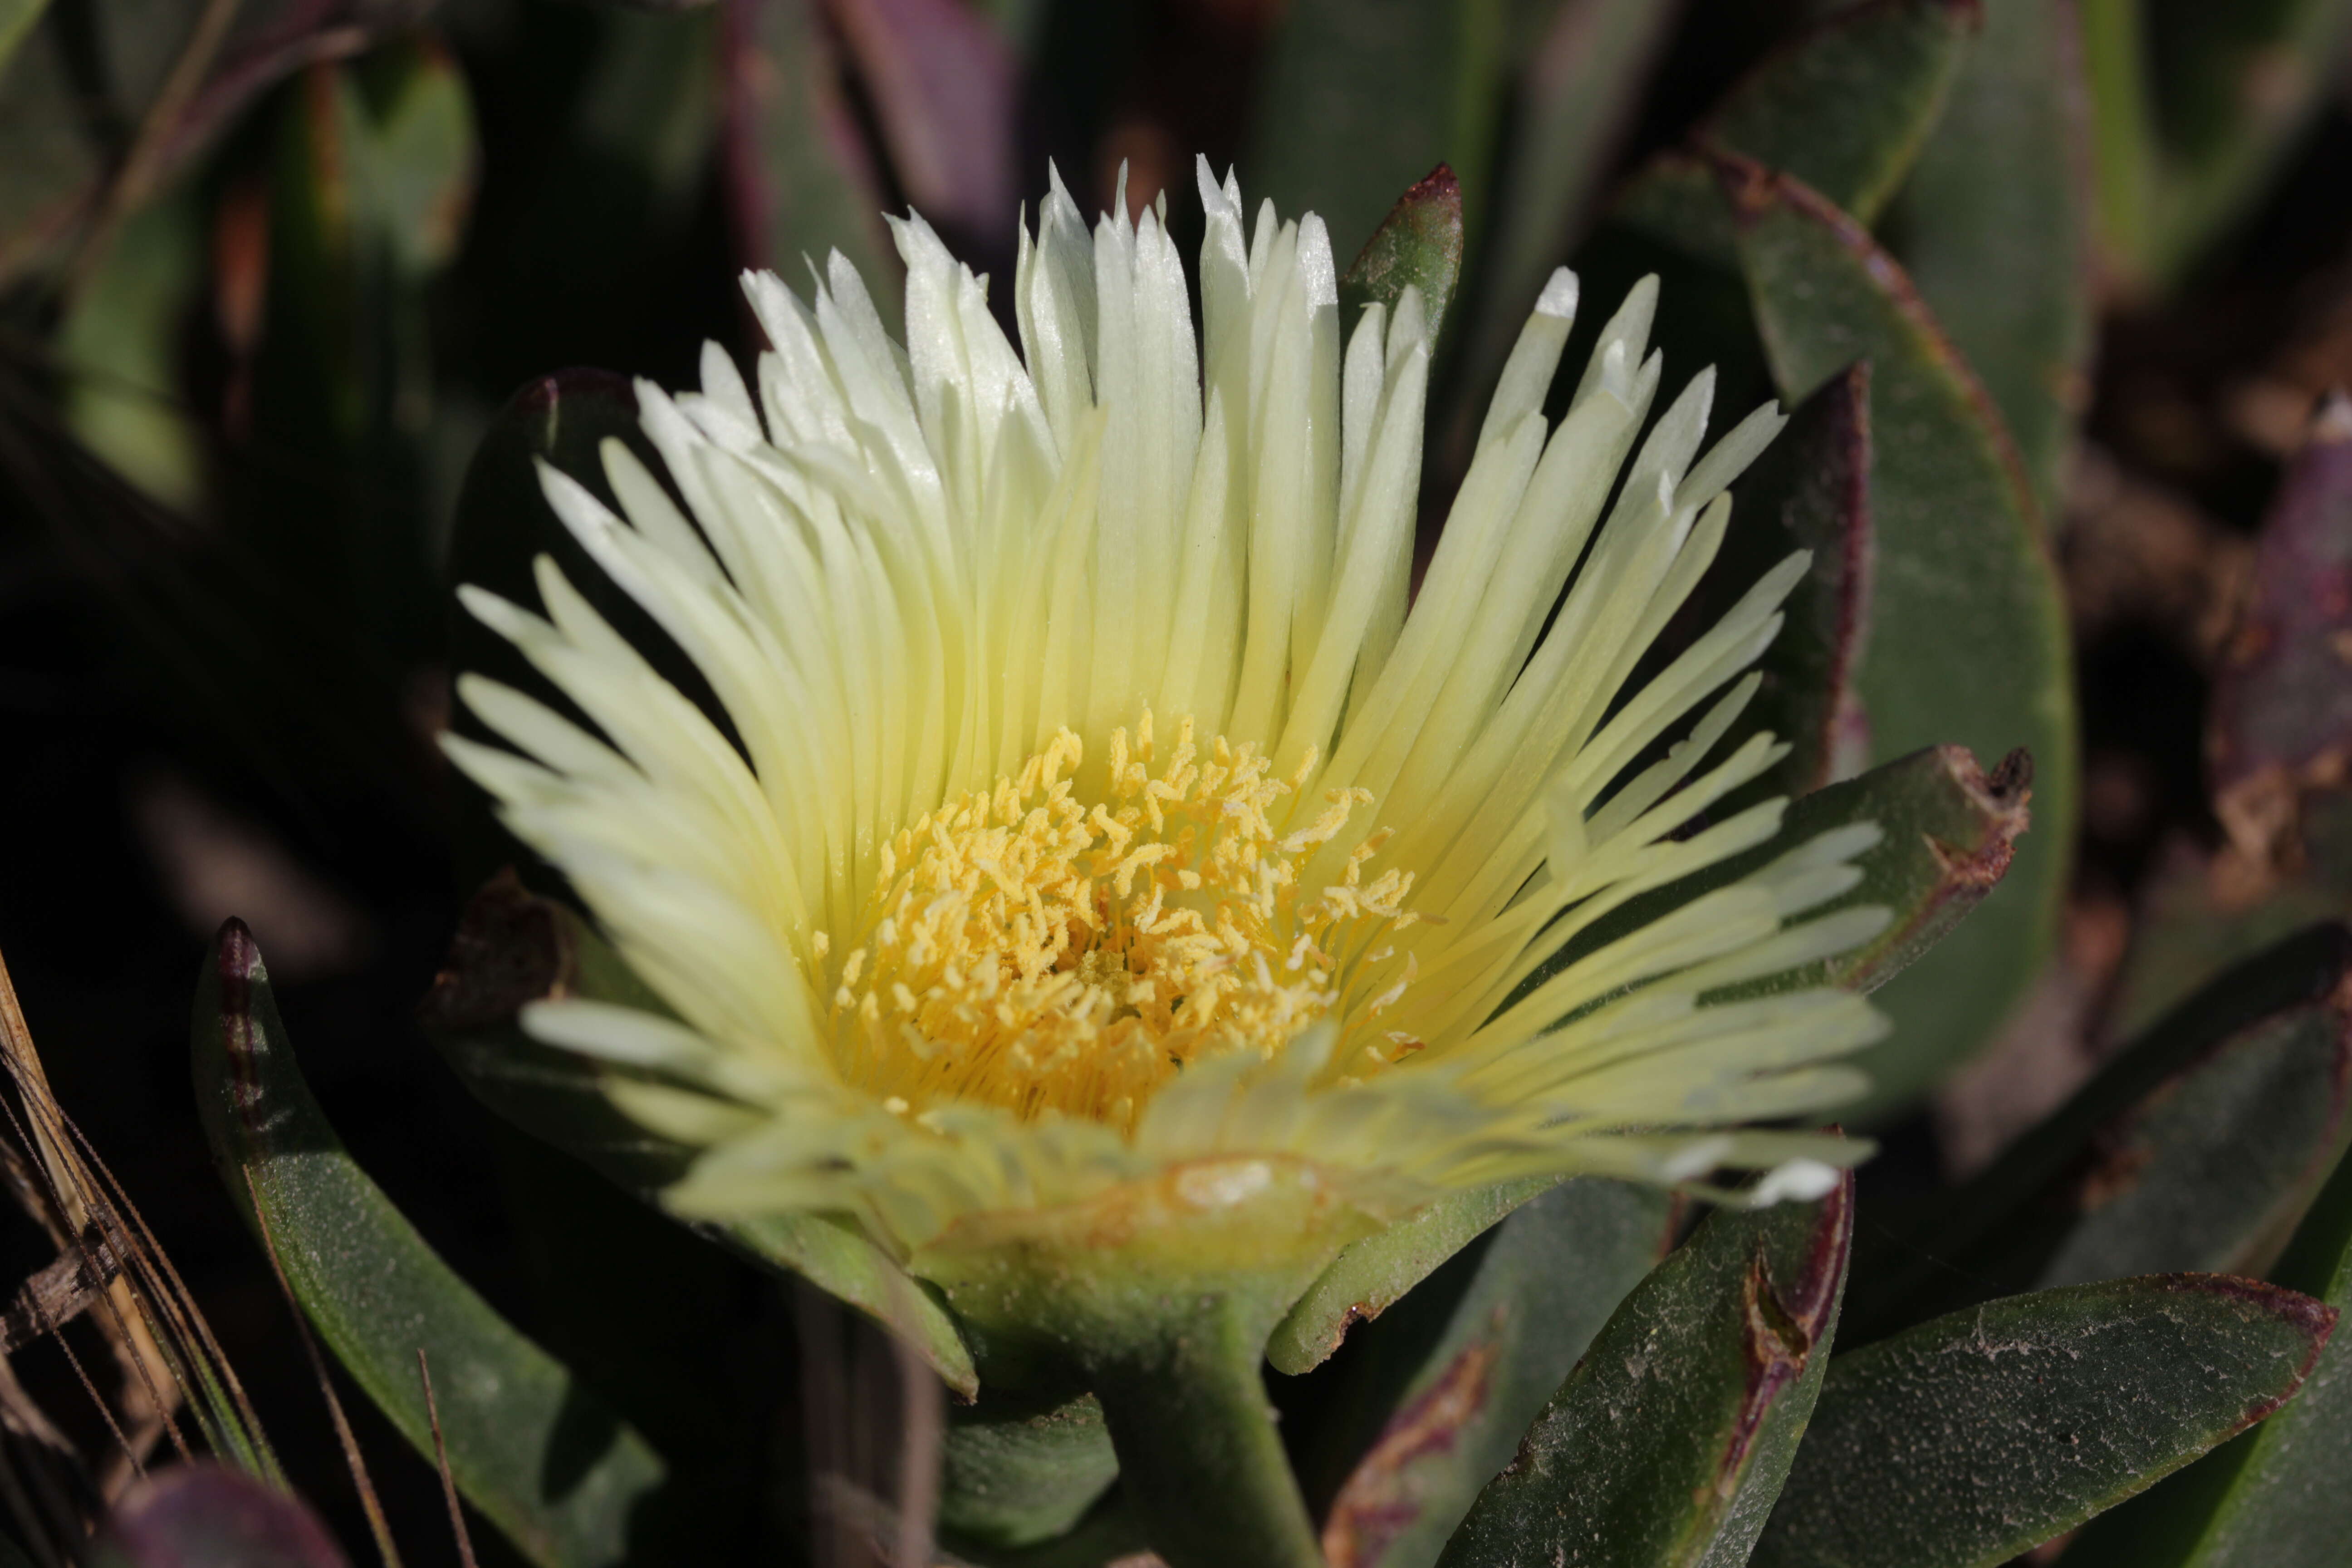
[[0, 0, 2347, 1566]]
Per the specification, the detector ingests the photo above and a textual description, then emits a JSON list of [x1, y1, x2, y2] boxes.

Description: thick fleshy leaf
[[1548, 744, 2030, 1009], [1698, 363, 1874, 795], [1435, 1173, 1851, 1568], [1850, 921, 2352, 1338], [938, 1391, 1118, 1551], [1269, 1177, 1551, 1377], [1700, 0, 1979, 225], [1338, 165, 1464, 344], [194, 921, 667, 1568], [2067, 1145, 2352, 1566], [1891, 0, 2095, 519], [421, 873, 980, 1398], [720, 0, 897, 311], [2103, 820, 2352, 1045], [1459, 0, 1679, 402], [1312, 1180, 1674, 1568], [1720, 150, 2076, 1117], [1247, 0, 1506, 257], [1750, 1275, 2339, 1568], [91, 1464, 349, 1568]]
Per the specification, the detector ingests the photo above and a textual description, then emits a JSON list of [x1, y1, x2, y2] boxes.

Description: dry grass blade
[[242, 1170, 403, 1568], [0, 938, 280, 1564], [413, 1351, 477, 1568]]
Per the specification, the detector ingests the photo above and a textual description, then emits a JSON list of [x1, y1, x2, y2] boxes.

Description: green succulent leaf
[[939, 1391, 1119, 1552], [1436, 1172, 1852, 1568], [1700, 0, 1980, 226], [1891, 0, 2097, 519], [91, 1464, 348, 1568], [1850, 921, 2352, 1340], [1269, 1176, 1554, 1377], [1718, 149, 2077, 1117], [421, 873, 981, 1398], [192, 921, 667, 1568], [1550, 743, 2031, 1008], [1698, 362, 1873, 796], [1338, 163, 1464, 344], [1750, 1274, 2340, 1568], [1312, 1179, 1674, 1568], [1247, 0, 1505, 260], [2067, 1143, 2352, 1566]]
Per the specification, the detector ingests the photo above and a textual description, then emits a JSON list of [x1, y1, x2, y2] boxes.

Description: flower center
[[820, 713, 1419, 1129]]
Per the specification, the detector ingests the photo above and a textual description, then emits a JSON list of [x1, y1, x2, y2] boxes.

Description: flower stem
[[1088, 1291, 1323, 1568]]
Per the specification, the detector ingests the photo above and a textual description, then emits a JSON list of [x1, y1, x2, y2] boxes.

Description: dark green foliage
[[193, 920, 668, 1568], [1436, 1174, 1852, 1568], [0, 2, 2344, 1564], [1751, 1276, 2338, 1568]]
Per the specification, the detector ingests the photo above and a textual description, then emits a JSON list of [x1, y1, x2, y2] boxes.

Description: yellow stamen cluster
[[822, 713, 1419, 1130]]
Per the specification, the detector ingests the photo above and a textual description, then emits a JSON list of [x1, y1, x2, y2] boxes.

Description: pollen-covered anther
[[824, 712, 1421, 1129]]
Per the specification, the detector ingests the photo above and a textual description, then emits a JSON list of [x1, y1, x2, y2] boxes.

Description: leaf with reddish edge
[[420, 874, 981, 1399], [1750, 1276, 2340, 1568], [820, 0, 1015, 250], [1434, 1173, 1852, 1568], [1891, 0, 2096, 519], [1307, 1179, 1675, 1568], [2069, 1127, 2352, 1567], [1700, 0, 1981, 226], [1338, 164, 1465, 345], [193, 921, 668, 1568], [1849, 921, 2352, 1341], [92, 1463, 349, 1568], [2209, 395, 2352, 873], [1716, 147, 2077, 1119]]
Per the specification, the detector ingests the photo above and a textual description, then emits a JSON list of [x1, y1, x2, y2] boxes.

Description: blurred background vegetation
[[0, 0, 2349, 1559]]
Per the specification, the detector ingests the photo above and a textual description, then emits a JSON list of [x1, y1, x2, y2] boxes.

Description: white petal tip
[[1535, 268, 1579, 319], [1749, 1158, 1843, 1206]]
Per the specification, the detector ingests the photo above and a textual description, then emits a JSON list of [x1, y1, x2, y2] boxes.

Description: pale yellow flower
[[445, 161, 1886, 1265]]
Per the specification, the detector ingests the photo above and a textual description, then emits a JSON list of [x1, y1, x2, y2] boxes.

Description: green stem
[[1089, 1294, 1323, 1568]]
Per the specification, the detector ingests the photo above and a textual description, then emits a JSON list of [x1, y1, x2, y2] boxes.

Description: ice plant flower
[[445, 161, 1888, 1465]]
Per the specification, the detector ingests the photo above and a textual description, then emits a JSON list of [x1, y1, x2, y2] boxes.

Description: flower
[[444, 160, 1888, 1283]]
